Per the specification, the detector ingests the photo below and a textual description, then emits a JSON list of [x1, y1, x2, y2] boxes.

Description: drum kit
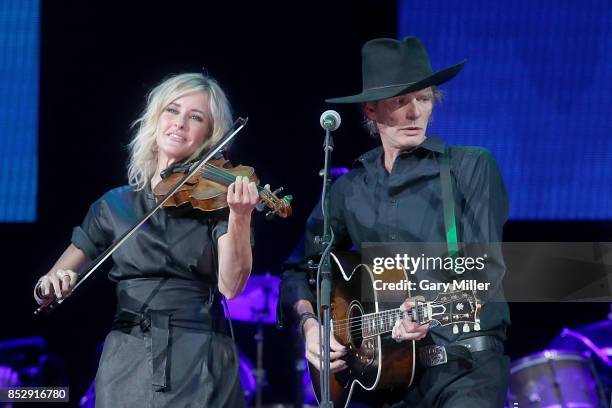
[[507, 309, 612, 408]]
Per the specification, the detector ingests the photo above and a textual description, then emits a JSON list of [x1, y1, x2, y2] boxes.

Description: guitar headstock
[[415, 290, 481, 334]]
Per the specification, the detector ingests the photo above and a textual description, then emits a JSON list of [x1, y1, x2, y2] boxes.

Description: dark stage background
[[1, 1, 610, 406]]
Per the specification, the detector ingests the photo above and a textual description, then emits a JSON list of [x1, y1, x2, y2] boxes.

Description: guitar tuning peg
[[474, 322, 481, 331], [452, 324, 459, 335], [463, 323, 470, 333]]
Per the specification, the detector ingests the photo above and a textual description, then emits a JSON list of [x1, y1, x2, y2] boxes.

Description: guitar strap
[[439, 145, 461, 274]]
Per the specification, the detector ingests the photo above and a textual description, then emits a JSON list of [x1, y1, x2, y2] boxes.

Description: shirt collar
[[354, 136, 447, 169], [415, 135, 446, 154]]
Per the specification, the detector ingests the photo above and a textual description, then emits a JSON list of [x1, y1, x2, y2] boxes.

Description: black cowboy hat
[[326, 36, 466, 104]]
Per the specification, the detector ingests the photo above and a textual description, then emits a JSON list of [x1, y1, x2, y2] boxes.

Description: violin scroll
[[257, 186, 293, 219]]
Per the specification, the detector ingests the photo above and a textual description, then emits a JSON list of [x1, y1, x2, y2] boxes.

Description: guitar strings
[[332, 311, 465, 337], [330, 308, 418, 331], [327, 302, 469, 336], [329, 298, 473, 330], [329, 305, 456, 332], [332, 313, 470, 336], [331, 308, 404, 327], [331, 304, 421, 325]]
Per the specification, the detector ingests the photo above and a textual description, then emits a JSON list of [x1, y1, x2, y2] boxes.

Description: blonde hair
[[127, 73, 233, 190]]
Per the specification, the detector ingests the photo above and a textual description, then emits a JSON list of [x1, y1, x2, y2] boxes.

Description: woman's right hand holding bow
[[34, 244, 89, 305]]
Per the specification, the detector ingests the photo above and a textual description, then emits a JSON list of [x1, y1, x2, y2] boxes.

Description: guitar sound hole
[[348, 305, 364, 349]]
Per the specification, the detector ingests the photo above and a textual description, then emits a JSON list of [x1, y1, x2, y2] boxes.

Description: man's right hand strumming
[[302, 317, 348, 373]]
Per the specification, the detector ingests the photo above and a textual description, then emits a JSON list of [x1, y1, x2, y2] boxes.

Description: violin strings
[[201, 164, 273, 199], [199, 164, 279, 204], [200, 164, 242, 185]]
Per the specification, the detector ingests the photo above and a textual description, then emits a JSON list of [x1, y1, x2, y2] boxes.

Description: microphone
[[319, 110, 341, 131]]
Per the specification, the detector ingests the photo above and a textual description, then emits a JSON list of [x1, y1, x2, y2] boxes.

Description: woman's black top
[[71, 185, 228, 285]]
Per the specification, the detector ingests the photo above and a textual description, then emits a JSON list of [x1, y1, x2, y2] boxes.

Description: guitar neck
[[359, 304, 427, 338], [344, 290, 480, 339]]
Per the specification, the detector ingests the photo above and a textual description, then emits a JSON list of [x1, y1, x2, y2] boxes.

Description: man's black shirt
[[281, 136, 510, 345]]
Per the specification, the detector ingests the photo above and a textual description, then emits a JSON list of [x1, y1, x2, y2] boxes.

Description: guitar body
[[309, 252, 416, 408]]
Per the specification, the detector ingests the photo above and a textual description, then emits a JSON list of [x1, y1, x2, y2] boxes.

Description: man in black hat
[[280, 37, 509, 407]]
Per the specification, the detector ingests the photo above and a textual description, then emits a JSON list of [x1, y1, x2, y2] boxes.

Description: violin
[[153, 157, 293, 218]]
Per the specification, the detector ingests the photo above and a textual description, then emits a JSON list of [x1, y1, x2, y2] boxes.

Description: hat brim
[[325, 60, 466, 104]]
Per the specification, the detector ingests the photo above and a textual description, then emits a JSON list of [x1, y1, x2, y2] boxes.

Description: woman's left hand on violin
[[227, 176, 269, 216]]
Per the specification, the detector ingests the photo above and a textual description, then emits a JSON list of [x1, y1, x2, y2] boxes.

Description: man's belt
[[418, 335, 504, 368]]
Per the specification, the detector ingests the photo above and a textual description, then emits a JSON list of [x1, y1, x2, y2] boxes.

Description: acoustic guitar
[[309, 252, 481, 408]]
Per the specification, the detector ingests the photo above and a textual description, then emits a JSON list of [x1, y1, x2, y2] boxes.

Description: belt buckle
[[421, 345, 448, 367], [139, 315, 151, 332]]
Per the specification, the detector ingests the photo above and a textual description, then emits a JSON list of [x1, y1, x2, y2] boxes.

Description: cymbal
[[551, 319, 612, 350], [226, 273, 280, 324]]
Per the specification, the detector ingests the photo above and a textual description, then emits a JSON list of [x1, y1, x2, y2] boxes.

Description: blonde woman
[[34, 73, 256, 407]]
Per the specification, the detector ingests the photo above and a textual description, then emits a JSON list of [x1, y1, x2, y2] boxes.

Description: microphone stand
[[318, 126, 334, 408]]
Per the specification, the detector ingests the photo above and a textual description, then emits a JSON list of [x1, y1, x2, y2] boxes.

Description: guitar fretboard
[[361, 304, 427, 338]]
